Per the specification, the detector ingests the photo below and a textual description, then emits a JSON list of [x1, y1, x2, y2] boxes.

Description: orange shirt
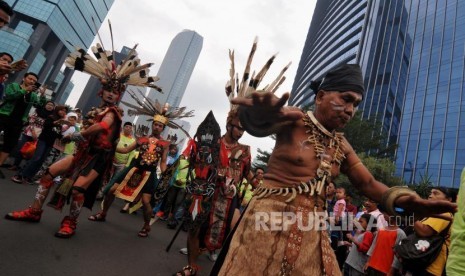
[[367, 229, 399, 273]]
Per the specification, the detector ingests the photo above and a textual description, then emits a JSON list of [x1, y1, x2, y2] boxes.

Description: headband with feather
[[64, 19, 162, 95], [225, 36, 291, 122], [121, 89, 194, 137]]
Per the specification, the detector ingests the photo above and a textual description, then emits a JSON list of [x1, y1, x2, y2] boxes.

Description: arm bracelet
[[381, 186, 418, 217]]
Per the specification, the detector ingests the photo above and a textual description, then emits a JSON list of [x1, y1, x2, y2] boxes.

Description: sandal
[[138, 225, 151, 237], [88, 212, 106, 222], [173, 265, 197, 276]]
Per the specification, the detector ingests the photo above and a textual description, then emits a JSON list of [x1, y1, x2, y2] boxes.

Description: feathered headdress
[[225, 37, 291, 122], [121, 89, 194, 137], [64, 19, 162, 95]]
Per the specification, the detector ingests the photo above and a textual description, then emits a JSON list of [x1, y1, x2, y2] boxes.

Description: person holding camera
[[0, 72, 46, 176]]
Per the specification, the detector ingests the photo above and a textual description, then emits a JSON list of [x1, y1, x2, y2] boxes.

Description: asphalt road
[[0, 168, 215, 276]]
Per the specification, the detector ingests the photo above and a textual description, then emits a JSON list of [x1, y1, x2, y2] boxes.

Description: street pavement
[[0, 168, 215, 276]]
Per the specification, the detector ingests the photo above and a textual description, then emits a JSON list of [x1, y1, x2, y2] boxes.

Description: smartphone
[[35, 82, 42, 88]]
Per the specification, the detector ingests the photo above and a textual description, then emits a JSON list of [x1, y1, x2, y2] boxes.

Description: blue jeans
[[19, 140, 52, 179]]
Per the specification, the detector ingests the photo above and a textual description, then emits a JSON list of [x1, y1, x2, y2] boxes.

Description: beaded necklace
[[303, 111, 346, 195]]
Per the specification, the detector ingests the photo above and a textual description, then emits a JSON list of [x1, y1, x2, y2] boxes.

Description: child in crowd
[[365, 210, 406, 275], [343, 213, 376, 276]]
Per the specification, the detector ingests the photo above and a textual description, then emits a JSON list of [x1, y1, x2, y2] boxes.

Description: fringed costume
[[48, 105, 122, 210], [111, 136, 170, 202], [182, 117, 251, 251], [218, 111, 345, 276]]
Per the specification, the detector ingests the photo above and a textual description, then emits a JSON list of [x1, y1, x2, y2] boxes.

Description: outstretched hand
[[395, 194, 457, 220], [231, 91, 303, 122], [11, 59, 28, 72]]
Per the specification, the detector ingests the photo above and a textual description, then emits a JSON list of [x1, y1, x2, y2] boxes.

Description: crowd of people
[[1, 1, 464, 275]]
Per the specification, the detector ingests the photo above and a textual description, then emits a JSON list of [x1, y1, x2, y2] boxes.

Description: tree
[[252, 148, 271, 170], [334, 153, 405, 207], [408, 173, 433, 199], [342, 111, 396, 158]]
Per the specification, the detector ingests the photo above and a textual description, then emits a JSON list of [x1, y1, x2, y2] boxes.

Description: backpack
[[394, 216, 452, 274]]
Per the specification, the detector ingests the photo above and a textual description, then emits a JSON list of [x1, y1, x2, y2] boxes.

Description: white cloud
[[67, 0, 316, 159]]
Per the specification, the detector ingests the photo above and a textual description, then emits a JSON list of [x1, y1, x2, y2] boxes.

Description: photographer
[[0, 72, 46, 175]]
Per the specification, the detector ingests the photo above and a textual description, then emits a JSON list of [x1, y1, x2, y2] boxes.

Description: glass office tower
[[290, 0, 465, 187], [142, 30, 203, 111], [0, 0, 114, 102]]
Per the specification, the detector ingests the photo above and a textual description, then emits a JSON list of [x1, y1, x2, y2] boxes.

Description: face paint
[[330, 100, 345, 111]]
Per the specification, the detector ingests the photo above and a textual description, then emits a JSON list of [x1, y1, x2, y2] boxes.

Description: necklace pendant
[[317, 175, 327, 195]]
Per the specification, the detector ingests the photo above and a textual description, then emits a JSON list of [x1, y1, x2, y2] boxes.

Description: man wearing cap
[[214, 64, 456, 275], [87, 115, 169, 238]]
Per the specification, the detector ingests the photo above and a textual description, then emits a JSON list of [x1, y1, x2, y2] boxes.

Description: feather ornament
[[225, 37, 292, 113], [64, 19, 161, 94], [122, 90, 194, 137]]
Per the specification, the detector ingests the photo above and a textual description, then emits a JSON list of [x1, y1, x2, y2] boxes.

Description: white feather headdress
[[64, 19, 162, 93], [225, 37, 292, 115]]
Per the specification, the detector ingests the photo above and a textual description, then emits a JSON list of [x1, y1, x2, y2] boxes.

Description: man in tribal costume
[[87, 102, 193, 237], [213, 60, 457, 275], [5, 23, 162, 238]]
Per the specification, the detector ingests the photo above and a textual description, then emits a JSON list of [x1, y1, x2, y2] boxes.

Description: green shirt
[[114, 134, 136, 165], [446, 168, 465, 275], [0, 82, 46, 122], [173, 158, 191, 188]]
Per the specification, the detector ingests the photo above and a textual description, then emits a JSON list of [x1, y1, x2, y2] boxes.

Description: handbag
[[394, 217, 452, 273], [20, 140, 38, 159]]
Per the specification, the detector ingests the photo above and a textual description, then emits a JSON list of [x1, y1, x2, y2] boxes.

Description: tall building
[[134, 29, 203, 125], [289, 1, 368, 108], [0, 0, 114, 103], [290, 0, 465, 187]]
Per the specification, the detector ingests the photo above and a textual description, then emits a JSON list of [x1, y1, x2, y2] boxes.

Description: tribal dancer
[[212, 61, 456, 275], [176, 38, 287, 276], [5, 21, 162, 239], [88, 91, 193, 237]]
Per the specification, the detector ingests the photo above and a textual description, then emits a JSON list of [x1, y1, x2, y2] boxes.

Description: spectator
[[0, 52, 13, 99], [364, 198, 388, 230], [365, 211, 406, 275], [61, 112, 79, 156], [32, 105, 68, 182], [346, 192, 358, 217], [0, 72, 46, 177], [10, 102, 65, 184], [250, 166, 265, 188], [343, 213, 376, 276], [327, 182, 337, 213], [8, 100, 55, 171], [166, 154, 191, 229], [405, 187, 456, 276], [0, 0, 13, 29]]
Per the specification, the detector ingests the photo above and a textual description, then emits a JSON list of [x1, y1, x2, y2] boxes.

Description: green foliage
[[252, 147, 270, 170], [408, 173, 433, 199], [342, 111, 396, 158], [334, 153, 405, 207]]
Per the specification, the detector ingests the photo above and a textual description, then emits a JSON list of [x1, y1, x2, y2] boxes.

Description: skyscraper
[[291, 0, 465, 187], [0, 0, 114, 103], [134, 29, 203, 125]]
